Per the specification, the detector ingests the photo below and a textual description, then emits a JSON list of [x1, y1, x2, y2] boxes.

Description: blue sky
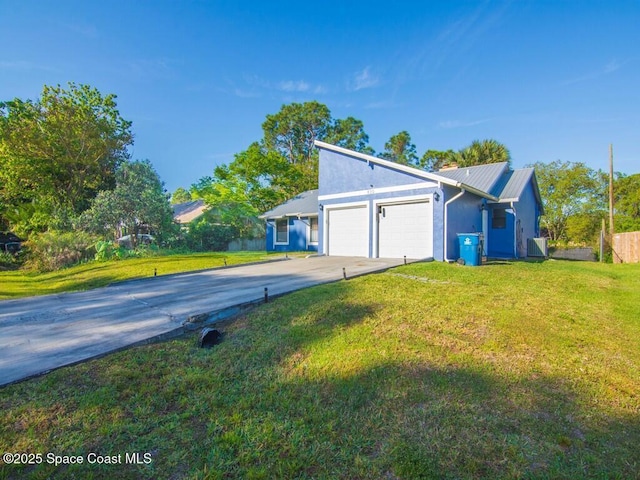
[[1, 0, 639, 193]]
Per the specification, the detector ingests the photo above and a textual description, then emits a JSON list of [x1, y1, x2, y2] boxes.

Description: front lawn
[[1, 260, 638, 479]]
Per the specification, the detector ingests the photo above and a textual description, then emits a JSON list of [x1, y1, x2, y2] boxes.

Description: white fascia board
[[318, 181, 438, 201], [314, 140, 498, 201], [285, 212, 317, 218]]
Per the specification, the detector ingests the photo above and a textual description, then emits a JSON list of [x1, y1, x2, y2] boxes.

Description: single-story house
[[260, 190, 319, 253], [314, 141, 543, 261], [172, 199, 208, 226]]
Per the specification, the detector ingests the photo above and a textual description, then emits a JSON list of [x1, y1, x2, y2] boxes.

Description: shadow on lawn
[[1, 280, 638, 480]]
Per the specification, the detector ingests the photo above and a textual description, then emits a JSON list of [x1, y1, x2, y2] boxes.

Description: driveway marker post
[[264, 287, 269, 303], [343, 267, 347, 280]]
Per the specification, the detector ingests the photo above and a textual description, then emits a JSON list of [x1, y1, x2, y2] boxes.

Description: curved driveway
[[0, 256, 407, 386]]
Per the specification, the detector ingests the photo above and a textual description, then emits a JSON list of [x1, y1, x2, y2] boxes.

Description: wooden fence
[[612, 231, 640, 264], [227, 237, 265, 252]]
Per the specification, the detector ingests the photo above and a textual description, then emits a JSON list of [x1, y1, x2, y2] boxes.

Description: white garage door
[[327, 206, 368, 257], [378, 200, 433, 259]]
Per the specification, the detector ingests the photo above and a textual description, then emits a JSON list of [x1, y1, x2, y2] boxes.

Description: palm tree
[[458, 139, 511, 167]]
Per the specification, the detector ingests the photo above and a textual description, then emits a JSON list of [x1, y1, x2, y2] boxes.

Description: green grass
[[0, 251, 292, 300], [1, 260, 638, 479]]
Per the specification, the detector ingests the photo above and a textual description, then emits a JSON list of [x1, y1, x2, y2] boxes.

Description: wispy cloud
[[349, 66, 380, 91], [604, 59, 622, 74], [278, 80, 310, 92], [241, 75, 327, 97], [439, 118, 491, 129], [395, 2, 510, 88], [63, 22, 99, 38], [126, 58, 175, 80], [0, 60, 55, 71], [364, 100, 399, 109], [561, 57, 633, 86], [232, 87, 261, 98]]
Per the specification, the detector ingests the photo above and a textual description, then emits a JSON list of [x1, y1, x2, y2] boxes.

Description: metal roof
[[494, 168, 532, 200], [435, 162, 509, 194], [260, 189, 319, 219]]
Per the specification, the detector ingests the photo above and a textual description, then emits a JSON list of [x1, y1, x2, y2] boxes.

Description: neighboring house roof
[[260, 190, 319, 219], [314, 141, 542, 206], [172, 199, 208, 224]]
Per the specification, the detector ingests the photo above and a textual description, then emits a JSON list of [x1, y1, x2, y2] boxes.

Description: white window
[[309, 217, 318, 243], [275, 219, 288, 244]]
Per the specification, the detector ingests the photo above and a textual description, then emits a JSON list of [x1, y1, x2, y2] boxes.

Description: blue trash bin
[[457, 233, 482, 266]]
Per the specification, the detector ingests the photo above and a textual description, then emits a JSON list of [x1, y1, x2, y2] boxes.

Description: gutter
[[444, 189, 466, 262], [511, 201, 518, 258]]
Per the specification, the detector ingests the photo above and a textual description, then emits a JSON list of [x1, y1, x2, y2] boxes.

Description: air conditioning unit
[[527, 238, 548, 257]]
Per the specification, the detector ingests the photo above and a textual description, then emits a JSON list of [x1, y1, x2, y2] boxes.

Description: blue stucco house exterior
[[314, 141, 543, 261], [260, 189, 319, 253]]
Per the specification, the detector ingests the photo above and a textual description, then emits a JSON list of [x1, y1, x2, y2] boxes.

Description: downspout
[[444, 189, 466, 262], [511, 201, 517, 258]]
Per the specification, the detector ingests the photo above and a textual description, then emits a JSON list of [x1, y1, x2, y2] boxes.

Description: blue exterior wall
[[487, 182, 541, 258], [442, 186, 485, 261], [487, 206, 515, 257], [318, 149, 445, 260], [265, 217, 318, 252]]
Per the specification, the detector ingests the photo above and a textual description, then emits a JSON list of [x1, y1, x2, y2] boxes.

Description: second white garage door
[[326, 205, 369, 257], [378, 200, 433, 259]]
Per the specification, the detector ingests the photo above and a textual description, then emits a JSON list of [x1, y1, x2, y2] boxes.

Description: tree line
[[2, 84, 638, 270], [0, 83, 175, 269]]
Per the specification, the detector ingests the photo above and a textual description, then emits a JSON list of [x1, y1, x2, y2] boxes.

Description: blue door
[[488, 207, 514, 258]]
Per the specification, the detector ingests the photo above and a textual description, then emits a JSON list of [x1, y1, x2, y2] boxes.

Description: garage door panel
[[327, 206, 368, 257], [378, 201, 432, 259]]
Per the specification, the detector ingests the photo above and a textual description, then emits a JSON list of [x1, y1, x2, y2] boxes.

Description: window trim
[[275, 218, 289, 245], [492, 207, 507, 229], [309, 216, 319, 244]]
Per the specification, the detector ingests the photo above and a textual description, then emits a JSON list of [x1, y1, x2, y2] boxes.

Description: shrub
[[24, 231, 97, 271], [185, 220, 237, 251], [0, 251, 18, 270], [94, 240, 128, 261]]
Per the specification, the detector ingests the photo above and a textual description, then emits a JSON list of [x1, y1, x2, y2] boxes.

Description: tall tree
[[191, 168, 264, 239], [0, 83, 133, 235], [325, 117, 375, 155], [81, 160, 174, 247], [381, 131, 418, 166], [457, 139, 511, 167], [529, 160, 605, 241], [419, 149, 458, 172], [614, 173, 640, 232], [170, 187, 192, 204], [224, 142, 304, 211], [262, 101, 332, 165]]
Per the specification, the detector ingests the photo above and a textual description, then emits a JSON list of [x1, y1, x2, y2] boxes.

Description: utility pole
[[609, 144, 614, 236]]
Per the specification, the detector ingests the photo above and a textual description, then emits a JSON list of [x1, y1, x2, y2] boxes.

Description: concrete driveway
[[0, 256, 407, 386]]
